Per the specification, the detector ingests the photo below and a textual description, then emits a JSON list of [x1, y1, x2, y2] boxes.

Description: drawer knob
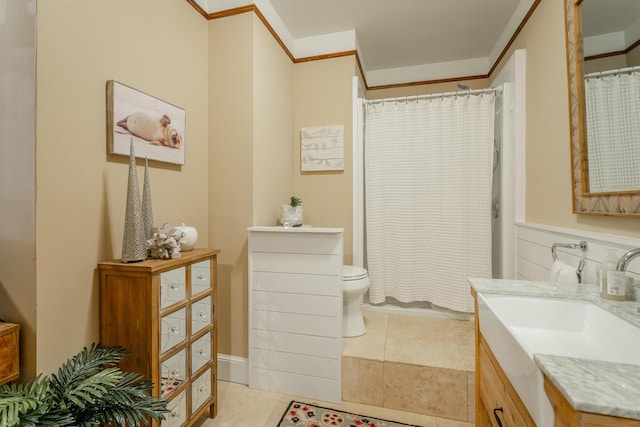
[[196, 274, 206, 280], [198, 349, 207, 356], [170, 411, 179, 418], [198, 386, 208, 393], [198, 312, 207, 319], [170, 284, 180, 291], [170, 369, 181, 377], [169, 326, 180, 334]]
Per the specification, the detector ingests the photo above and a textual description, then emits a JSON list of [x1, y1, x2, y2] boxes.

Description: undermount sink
[[477, 293, 640, 427]]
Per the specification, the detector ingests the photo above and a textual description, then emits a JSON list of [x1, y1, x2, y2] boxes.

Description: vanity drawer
[[191, 260, 211, 296], [160, 348, 187, 398], [161, 308, 186, 353], [479, 339, 535, 427], [192, 332, 212, 375], [191, 296, 212, 335], [160, 267, 186, 309], [191, 368, 212, 415], [161, 390, 187, 427]]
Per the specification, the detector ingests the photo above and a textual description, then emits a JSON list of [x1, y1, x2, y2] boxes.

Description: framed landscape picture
[[107, 80, 186, 165]]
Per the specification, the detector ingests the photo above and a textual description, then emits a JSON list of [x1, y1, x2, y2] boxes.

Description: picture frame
[[106, 80, 186, 165]]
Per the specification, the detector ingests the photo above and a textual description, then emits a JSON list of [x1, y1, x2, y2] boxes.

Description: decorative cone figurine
[[121, 140, 147, 262], [142, 157, 154, 241]]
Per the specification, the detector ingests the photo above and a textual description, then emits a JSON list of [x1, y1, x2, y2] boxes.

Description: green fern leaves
[[0, 344, 168, 427]]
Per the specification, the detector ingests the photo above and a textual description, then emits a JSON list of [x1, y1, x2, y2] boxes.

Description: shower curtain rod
[[364, 87, 499, 105], [585, 65, 640, 79]]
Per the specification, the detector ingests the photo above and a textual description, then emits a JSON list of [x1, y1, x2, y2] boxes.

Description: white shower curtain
[[365, 93, 494, 313], [585, 72, 640, 192]]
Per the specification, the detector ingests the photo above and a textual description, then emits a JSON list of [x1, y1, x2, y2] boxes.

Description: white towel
[[550, 260, 579, 284]]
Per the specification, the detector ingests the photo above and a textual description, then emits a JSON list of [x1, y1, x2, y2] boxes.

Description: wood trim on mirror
[[565, 0, 640, 216]]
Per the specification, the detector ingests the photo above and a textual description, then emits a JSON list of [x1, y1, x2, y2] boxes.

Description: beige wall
[[293, 56, 356, 263], [0, 0, 36, 380], [491, 0, 640, 237], [208, 12, 294, 358], [35, 0, 209, 374]]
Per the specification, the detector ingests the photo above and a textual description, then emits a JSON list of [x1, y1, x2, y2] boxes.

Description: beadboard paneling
[[515, 223, 640, 299]]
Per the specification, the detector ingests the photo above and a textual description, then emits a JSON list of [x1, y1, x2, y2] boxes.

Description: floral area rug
[[277, 401, 423, 427]]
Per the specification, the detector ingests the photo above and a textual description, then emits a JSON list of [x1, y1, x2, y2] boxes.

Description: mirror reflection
[[581, 0, 640, 193]]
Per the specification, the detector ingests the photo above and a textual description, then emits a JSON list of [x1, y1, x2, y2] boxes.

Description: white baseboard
[[217, 353, 248, 385]]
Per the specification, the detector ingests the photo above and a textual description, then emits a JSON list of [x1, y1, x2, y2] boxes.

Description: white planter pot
[[280, 205, 303, 227]]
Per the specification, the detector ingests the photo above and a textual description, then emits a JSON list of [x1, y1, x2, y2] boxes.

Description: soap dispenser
[[600, 249, 624, 300]]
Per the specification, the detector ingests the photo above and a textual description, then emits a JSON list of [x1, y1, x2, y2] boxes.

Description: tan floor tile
[[342, 356, 384, 405], [388, 314, 454, 342], [386, 334, 466, 370], [342, 310, 389, 360], [196, 382, 281, 427], [384, 362, 468, 421], [467, 372, 476, 423]]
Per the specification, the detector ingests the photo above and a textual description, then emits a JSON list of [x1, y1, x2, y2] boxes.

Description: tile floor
[[195, 309, 476, 427]]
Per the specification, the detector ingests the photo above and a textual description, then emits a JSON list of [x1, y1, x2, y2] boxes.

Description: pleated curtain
[[364, 94, 495, 313], [585, 72, 640, 192]]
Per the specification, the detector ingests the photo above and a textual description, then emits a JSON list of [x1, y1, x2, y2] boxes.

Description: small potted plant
[[280, 196, 303, 228]]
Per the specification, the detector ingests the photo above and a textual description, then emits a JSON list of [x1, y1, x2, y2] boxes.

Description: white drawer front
[[253, 310, 340, 337], [192, 332, 212, 374], [191, 260, 211, 296], [161, 308, 186, 353], [253, 291, 340, 317], [191, 368, 212, 415], [161, 390, 187, 427], [252, 271, 341, 296], [160, 348, 186, 398], [251, 329, 340, 359], [251, 252, 341, 275], [251, 233, 342, 255], [160, 267, 186, 309], [191, 295, 212, 335], [251, 348, 340, 380]]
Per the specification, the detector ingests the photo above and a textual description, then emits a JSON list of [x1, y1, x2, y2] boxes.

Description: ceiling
[[202, 0, 534, 85], [267, 0, 523, 72]]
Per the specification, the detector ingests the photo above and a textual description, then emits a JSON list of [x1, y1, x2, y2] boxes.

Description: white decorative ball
[[175, 223, 198, 251]]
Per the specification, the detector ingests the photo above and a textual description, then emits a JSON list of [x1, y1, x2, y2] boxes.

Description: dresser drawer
[[161, 308, 186, 353], [191, 296, 212, 335], [161, 348, 186, 398], [191, 368, 212, 415], [0, 323, 19, 386], [479, 340, 535, 427], [161, 267, 186, 309], [192, 332, 212, 375], [191, 260, 211, 296], [161, 390, 187, 427]]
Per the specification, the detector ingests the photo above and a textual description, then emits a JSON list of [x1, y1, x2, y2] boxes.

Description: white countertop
[[469, 278, 640, 421], [248, 225, 344, 233]]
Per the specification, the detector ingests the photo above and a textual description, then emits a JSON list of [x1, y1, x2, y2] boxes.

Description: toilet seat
[[342, 265, 368, 281]]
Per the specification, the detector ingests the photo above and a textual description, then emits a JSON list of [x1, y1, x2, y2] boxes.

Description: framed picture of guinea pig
[[106, 80, 186, 165]]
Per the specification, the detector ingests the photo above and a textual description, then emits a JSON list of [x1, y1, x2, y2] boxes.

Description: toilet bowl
[[342, 265, 370, 337]]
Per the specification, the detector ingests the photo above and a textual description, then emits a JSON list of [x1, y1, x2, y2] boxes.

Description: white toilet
[[342, 265, 370, 337]]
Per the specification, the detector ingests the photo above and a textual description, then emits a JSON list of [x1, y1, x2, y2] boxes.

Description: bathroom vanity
[[471, 278, 640, 427], [247, 226, 343, 403]]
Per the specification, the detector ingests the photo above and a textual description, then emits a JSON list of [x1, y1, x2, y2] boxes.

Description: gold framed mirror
[[565, 0, 640, 216]]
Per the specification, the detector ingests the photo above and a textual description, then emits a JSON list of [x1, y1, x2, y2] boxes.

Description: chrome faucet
[[616, 248, 640, 271]]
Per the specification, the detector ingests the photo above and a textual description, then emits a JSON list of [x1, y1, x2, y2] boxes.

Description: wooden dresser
[[99, 248, 219, 427], [0, 322, 19, 386]]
